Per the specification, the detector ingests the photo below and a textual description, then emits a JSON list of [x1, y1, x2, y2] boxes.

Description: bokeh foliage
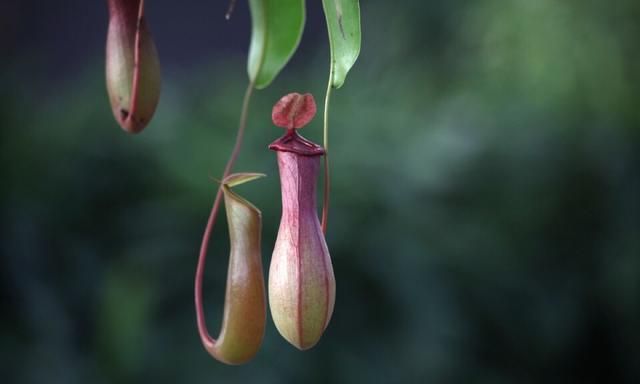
[[1, 0, 639, 383]]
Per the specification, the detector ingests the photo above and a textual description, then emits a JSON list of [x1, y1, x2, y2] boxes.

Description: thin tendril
[[195, 81, 255, 351], [321, 69, 333, 234]]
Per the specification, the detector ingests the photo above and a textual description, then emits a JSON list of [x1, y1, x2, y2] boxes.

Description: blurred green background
[[1, 1, 639, 383]]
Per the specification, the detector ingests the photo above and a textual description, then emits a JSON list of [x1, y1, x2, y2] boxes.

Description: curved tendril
[[194, 81, 255, 353], [321, 69, 333, 233]]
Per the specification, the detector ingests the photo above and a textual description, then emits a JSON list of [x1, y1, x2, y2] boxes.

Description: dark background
[[1, 1, 639, 383]]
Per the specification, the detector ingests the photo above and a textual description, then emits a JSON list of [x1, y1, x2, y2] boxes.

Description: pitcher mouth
[[268, 129, 326, 157]]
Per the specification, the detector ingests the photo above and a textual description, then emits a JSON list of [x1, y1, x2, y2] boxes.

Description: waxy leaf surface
[[205, 174, 266, 365], [248, 0, 305, 89], [322, 0, 361, 88], [106, 0, 161, 133]]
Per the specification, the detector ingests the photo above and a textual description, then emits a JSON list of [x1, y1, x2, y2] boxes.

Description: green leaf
[[223, 172, 266, 188], [247, 0, 306, 89], [322, 0, 361, 88]]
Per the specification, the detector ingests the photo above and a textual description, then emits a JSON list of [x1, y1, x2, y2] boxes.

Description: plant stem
[[195, 81, 255, 349], [321, 70, 333, 234]]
